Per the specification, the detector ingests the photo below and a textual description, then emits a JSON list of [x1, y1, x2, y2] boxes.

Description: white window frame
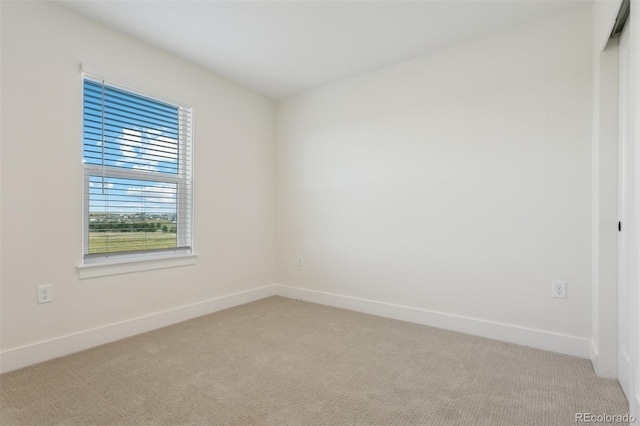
[[78, 72, 196, 278]]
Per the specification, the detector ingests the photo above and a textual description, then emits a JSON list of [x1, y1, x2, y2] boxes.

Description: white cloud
[[140, 129, 178, 163], [132, 163, 159, 171], [146, 197, 177, 204], [114, 127, 181, 172], [148, 135, 178, 159], [120, 128, 142, 158], [122, 128, 142, 144], [89, 182, 113, 189], [125, 183, 176, 204]]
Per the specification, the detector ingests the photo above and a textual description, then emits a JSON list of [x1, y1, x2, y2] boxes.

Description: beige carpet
[[0, 296, 628, 425]]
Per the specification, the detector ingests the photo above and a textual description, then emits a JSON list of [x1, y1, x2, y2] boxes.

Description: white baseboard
[[619, 351, 634, 411], [275, 285, 591, 359], [0, 283, 594, 373], [590, 340, 619, 379], [591, 339, 599, 362], [0, 285, 277, 374], [618, 352, 640, 419], [590, 339, 600, 372], [633, 394, 640, 420]]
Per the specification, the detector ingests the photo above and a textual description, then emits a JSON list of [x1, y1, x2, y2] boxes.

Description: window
[[82, 76, 193, 265]]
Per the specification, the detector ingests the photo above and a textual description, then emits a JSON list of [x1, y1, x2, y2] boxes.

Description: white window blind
[[82, 76, 193, 263]]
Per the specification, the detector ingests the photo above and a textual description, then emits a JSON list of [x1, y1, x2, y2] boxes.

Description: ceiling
[[57, 1, 589, 99]]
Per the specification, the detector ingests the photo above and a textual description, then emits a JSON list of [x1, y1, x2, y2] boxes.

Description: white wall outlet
[[38, 284, 53, 304], [297, 255, 303, 267], [552, 281, 566, 299]]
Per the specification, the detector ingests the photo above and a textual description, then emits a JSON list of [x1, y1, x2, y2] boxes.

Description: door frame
[[617, 3, 640, 416]]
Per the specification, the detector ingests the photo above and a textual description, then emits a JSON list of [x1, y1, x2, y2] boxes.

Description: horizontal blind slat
[[84, 95, 180, 125]]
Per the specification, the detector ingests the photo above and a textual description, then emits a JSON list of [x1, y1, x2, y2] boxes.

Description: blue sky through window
[[83, 80, 180, 216]]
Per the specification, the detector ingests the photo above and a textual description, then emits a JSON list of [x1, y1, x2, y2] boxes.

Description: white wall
[[590, 0, 623, 379], [276, 8, 594, 355], [0, 2, 276, 370], [591, 37, 619, 378]]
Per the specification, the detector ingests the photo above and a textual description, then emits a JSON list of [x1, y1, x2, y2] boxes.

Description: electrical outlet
[[552, 281, 566, 299], [297, 255, 303, 267], [38, 284, 53, 304]]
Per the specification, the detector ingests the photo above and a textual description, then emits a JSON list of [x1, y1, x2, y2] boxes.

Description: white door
[[618, 10, 639, 416]]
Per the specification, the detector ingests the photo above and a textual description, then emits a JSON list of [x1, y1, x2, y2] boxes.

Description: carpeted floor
[[0, 296, 628, 425]]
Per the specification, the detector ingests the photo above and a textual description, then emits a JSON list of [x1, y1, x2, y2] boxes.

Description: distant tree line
[[89, 222, 176, 233]]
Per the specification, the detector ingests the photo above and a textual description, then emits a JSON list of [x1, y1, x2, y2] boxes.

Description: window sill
[[77, 253, 198, 279]]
